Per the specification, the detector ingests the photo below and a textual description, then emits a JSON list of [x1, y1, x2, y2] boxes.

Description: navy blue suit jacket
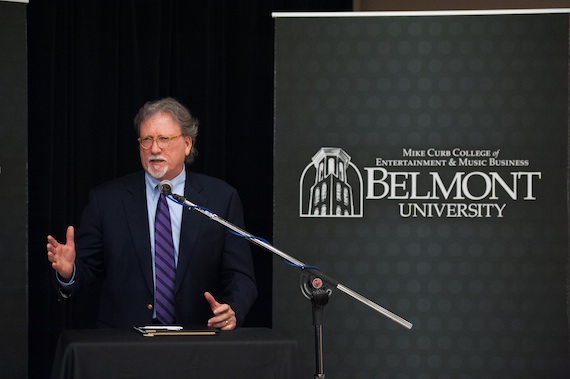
[[70, 168, 257, 328]]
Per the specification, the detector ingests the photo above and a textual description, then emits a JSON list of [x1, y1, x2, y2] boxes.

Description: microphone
[[159, 180, 173, 195]]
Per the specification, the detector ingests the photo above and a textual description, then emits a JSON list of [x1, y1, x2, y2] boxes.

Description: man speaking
[[46, 97, 257, 330]]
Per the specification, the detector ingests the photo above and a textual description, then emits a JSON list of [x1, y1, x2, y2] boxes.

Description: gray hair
[[134, 97, 199, 163]]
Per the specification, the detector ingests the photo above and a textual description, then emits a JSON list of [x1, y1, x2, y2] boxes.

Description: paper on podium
[[133, 325, 219, 337]]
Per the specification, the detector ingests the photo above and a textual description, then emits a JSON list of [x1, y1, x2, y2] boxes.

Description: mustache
[[148, 155, 167, 162]]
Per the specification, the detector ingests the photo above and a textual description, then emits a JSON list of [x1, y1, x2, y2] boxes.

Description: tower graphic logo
[[299, 147, 363, 218]]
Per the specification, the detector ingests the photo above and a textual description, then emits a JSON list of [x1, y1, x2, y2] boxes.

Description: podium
[[51, 327, 302, 379]]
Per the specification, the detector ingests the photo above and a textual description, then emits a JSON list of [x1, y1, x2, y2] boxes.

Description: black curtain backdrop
[[27, 1, 351, 377]]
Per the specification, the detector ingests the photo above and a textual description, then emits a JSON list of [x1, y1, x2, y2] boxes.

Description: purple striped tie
[[155, 193, 176, 324]]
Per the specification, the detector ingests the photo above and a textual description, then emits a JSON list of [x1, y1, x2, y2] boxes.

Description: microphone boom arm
[[170, 193, 413, 330]]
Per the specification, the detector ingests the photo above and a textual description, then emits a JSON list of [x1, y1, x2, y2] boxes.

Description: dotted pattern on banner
[[273, 14, 569, 379]]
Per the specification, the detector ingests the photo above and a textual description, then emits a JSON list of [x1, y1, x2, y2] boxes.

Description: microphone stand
[[169, 193, 413, 378], [300, 272, 331, 379]]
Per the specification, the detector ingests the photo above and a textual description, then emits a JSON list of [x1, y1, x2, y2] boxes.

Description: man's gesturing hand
[[205, 291, 236, 330], [46, 226, 76, 280]]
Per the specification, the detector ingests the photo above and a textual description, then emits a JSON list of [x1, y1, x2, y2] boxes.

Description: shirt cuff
[[56, 264, 76, 292]]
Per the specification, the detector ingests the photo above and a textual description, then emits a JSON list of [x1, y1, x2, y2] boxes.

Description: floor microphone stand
[[300, 272, 331, 378]]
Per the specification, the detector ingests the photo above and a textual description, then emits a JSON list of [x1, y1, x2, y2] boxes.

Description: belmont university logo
[[299, 147, 364, 218]]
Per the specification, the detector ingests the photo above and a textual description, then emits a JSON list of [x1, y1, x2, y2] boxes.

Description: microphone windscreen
[[159, 180, 174, 195]]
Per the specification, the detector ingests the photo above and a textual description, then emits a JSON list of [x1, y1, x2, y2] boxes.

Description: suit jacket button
[[147, 304, 153, 310]]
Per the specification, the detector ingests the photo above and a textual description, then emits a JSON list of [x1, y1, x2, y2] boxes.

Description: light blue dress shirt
[[145, 168, 186, 319]]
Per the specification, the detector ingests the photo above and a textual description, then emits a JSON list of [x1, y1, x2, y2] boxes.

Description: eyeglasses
[[138, 135, 182, 149]]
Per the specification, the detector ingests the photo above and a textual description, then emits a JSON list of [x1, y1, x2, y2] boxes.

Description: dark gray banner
[[0, 2, 28, 378], [274, 11, 569, 378]]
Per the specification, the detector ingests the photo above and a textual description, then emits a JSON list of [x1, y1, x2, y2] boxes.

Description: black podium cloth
[[51, 327, 303, 379]]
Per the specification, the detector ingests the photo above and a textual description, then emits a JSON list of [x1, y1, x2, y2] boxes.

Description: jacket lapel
[[123, 172, 154, 294]]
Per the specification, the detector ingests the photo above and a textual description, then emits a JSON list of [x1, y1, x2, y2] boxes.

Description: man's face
[[139, 111, 192, 180]]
